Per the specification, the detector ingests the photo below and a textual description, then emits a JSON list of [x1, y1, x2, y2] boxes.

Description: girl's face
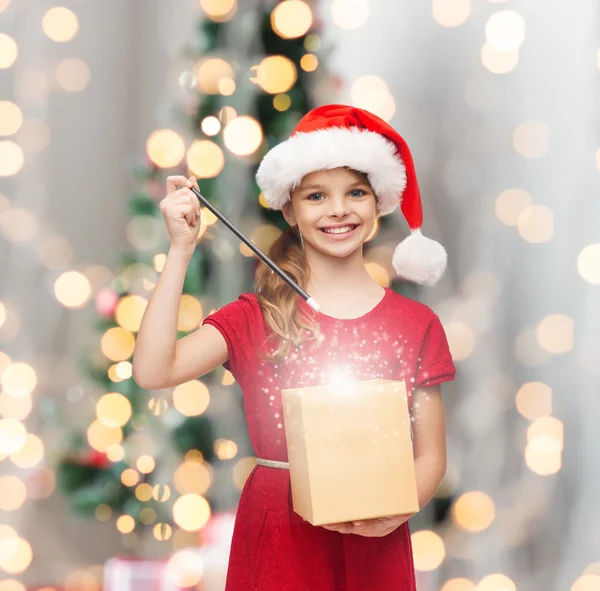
[[283, 167, 380, 254]]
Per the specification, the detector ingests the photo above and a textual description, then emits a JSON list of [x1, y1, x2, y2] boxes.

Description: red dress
[[202, 287, 456, 591]]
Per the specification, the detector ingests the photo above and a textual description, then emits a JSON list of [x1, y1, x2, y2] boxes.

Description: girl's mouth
[[318, 224, 360, 240]]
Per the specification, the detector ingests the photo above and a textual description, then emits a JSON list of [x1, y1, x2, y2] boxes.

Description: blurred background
[[1, 0, 599, 590]]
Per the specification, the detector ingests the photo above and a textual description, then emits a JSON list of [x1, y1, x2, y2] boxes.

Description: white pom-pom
[[392, 229, 447, 286]]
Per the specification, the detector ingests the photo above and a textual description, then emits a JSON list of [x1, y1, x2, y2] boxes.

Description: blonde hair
[[255, 168, 374, 364]]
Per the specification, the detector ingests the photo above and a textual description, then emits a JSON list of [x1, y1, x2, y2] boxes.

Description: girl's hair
[[255, 168, 375, 365]]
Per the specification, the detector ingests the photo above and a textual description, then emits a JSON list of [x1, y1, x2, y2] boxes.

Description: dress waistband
[[256, 458, 290, 470]]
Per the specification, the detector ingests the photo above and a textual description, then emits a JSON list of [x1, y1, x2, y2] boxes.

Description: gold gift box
[[281, 378, 419, 526]]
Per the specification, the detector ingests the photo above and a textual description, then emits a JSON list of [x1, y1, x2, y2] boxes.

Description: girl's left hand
[[320, 513, 414, 537]]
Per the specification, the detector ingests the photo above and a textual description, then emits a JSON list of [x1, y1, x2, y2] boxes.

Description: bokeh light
[[350, 75, 395, 122], [101, 327, 136, 362], [56, 58, 90, 92], [271, 1, 312, 39], [480, 43, 519, 74], [196, 58, 234, 94], [1, 362, 37, 398], [0, 101, 22, 135], [96, 393, 133, 428], [167, 549, 204, 587], [495, 189, 532, 226], [223, 116, 263, 156], [146, 129, 185, 168], [42, 6, 79, 42], [251, 56, 297, 94], [0, 141, 24, 176], [432, 0, 471, 28], [411, 530, 446, 571], [0, 34, 18, 69], [199, 0, 237, 22], [513, 121, 550, 159], [173, 380, 210, 417], [0, 475, 27, 510], [577, 244, 600, 285], [172, 494, 211, 531], [87, 420, 123, 452], [517, 205, 554, 243], [331, 0, 369, 30], [485, 10, 526, 51], [452, 491, 495, 532], [516, 382, 552, 420]]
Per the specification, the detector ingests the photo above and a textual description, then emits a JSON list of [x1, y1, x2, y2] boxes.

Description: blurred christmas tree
[[52, 0, 359, 553]]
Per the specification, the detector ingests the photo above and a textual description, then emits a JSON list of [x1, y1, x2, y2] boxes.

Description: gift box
[[282, 378, 418, 526]]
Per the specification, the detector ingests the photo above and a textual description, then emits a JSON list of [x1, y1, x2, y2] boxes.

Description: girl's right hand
[[159, 175, 202, 250]]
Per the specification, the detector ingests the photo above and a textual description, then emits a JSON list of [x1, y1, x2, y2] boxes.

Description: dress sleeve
[[201, 293, 256, 382], [414, 314, 456, 389]]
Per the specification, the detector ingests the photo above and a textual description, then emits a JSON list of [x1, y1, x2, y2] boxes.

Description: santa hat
[[256, 104, 447, 286]]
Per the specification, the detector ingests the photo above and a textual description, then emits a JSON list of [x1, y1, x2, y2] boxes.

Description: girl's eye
[[349, 189, 366, 197], [307, 192, 324, 201]]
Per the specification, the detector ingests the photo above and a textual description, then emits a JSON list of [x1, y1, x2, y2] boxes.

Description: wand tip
[[306, 297, 321, 312]]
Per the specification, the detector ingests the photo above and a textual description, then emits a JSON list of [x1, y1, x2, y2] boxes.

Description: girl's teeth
[[323, 226, 354, 234]]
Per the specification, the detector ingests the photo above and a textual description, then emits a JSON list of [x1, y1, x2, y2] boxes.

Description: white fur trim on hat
[[256, 127, 406, 215], [392, 229, 447, 286]]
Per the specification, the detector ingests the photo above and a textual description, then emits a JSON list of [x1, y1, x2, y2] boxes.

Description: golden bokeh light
[[139, 508, 157, 525], [271, 1, 313, 39], [223, 116, 263, 156], [251, 56, 297, 94], [0, 475, 27, 510], [452, 491, 495, 532], [233, 456, 257, 489], [577, 244, 600, 285], [525, 436, 562, 475], [172, 494, 211, 531], [304, 34, 320, 52], [0, 581, 26, 591], [10, 432, 44, 468], [1, 361, 37, 398], [174, 459, 212, 495], [137, 454, 156, 474], [116, 515, 135, 534], [146, 129, 185, 168], [273, 94, 292, 112], [0, 141, 24, 176], [173, 380, 210, 417], [0, 101, 22, 135], [572, 574, 600, 591], [536, 314, 573, 354], [96, 393, 132, 428], [443, 321, 474, 361], [115, 295, 147, 332], [0, 391, 32, 421], [177, 294, 203, 331], [153, 522, 173, 541], [0, 418, 27, 454], [441, 579, 476, 591], [135, 483, 153, 502], [513, 121, 550, 159], [331, 0, 370, 30], [411, 530, 445, 571], [516, 381, 552, 420], [201, 116, 221, 136], [120, 468, 140, 487], [148, 397, 168, 416], [480, 43, 519, 74], [87, 420, 123, 453], [219, 106, 237, 123], [0, 206, 39, 242], [218, 78, 236, 96], [0, 34, 18, 69], [350, 75, 395, 122], [199, 0, 237, 22], [495, 189, 532, 226], [167, 548, 204, 587], [432, 0, 471, 28], [300, 53, 319, 72], [106, 443, 125, 462], [0, 536, 32, 573], [101, 327, 136, 362], [215, 438, 238, 460], [485, 10, 525, 51], [42, 6, 79, 42], [196, 58, 235, 94], [187, 139, 225, 179], [527, 416, 563, 449], [54, 271, 92, 308], [153, 484, 171, 502], [477, 573, 516, 591], [56, 58, 90, 92], [517, 205, 554, 243]]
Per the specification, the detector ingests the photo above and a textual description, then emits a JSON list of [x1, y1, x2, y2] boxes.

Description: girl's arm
[[132, 245, 195, 389], [410, 384, 448, 510]]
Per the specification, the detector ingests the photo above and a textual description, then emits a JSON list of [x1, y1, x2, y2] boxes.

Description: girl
[[133, 104, 456, 590]]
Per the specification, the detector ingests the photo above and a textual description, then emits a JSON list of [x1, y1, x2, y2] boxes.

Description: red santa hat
[[256, 103, 447, 286]]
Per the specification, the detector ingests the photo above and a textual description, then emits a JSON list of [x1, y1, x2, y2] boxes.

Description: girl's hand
[[320, 513, 414, 537], [159, 175, 202, 250]]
